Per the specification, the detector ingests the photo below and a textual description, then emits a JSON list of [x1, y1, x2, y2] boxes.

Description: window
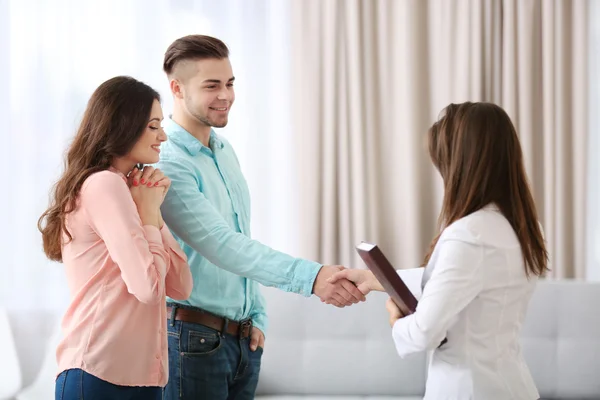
[[0, 0, 294, 309]]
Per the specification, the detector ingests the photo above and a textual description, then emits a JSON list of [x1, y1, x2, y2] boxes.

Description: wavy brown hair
[[423, 102, 548, 277], [38, 76, 160, 262]]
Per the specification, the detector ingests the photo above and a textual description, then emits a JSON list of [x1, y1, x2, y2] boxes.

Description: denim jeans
[[163, 305, 263, 400], [55, 368, 162, 400]]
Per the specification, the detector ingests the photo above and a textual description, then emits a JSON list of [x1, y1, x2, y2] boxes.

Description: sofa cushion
[[0, 308, 22, 399], [257, 290, 426, 397], [521, 281, 600, 399], [256, 397, 423, 400]]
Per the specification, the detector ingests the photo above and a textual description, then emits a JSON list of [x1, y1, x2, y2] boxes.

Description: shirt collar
[[483, 202, 500, 212], [163, 117, 224, 156]]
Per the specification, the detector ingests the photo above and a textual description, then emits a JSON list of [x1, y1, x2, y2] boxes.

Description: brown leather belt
[[167, 305, 252, 339]]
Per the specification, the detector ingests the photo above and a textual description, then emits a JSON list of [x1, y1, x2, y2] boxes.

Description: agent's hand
[[386, 297, 404, 327], [312, 266, 366, 307], [327, 269, 383, 296]]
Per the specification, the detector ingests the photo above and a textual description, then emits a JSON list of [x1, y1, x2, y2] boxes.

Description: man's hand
[[312, 265, 366, 307], [326, 269, 383, 296], [249, 327, 265, 352], [386, 297, 403, 327]]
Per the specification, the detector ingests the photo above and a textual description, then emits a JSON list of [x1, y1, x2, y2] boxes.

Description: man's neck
[[171, 108, 212, 148]]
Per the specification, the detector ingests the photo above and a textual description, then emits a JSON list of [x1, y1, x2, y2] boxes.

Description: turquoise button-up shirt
[[155, 118, 321, 334]]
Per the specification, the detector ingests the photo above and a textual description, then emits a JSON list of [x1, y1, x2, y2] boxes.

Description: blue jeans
[[55, 368, 162, 400], [164, 306, 263, 400]]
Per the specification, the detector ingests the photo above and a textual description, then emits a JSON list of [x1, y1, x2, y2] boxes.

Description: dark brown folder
[[355, 242, 418, 316], [355, 241, 447, 347]]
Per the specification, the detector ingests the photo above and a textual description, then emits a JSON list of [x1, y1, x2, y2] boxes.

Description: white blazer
[[392, 204, 540, 400]]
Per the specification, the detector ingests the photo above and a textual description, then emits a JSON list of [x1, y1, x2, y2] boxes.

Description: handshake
[[312, 266, 406, 327], [311, 265, 384, 308]]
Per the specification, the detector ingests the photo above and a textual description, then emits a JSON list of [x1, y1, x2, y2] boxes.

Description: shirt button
[[155, 354, 160, 359]]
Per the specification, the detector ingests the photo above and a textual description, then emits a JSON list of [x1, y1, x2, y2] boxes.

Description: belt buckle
[[239, 318, 252, 338]]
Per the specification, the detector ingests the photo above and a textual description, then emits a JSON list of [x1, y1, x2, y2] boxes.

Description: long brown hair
[[423, 102, 548, 277], [38, 76, 160, 262]]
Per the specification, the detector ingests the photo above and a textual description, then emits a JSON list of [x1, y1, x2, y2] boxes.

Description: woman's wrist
[[139, 209, 160, 228], [368, 271, 385, 292]]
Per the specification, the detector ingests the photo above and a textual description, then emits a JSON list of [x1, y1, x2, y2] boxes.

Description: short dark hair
[[163, 35, 230, 75]]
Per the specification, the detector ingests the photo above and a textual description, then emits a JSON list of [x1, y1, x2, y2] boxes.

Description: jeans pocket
[[182, 328, 222, 357]]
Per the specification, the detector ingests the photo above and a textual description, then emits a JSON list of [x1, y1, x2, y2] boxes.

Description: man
[[156, 35, 364, 400]]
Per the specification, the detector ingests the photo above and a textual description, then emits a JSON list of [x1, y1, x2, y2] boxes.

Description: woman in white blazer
[[329, 102, 547, 400]]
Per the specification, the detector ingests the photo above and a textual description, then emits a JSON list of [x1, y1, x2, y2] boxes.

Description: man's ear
[[169, 79, 184, 100]]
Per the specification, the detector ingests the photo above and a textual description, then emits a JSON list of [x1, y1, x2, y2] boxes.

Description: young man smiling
[[156, 35, 364, 400]]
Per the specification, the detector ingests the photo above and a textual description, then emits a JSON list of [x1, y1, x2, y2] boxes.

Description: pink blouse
[[56, 168, 192, 387]]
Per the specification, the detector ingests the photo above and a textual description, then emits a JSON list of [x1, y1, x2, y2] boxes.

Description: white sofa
[[256, 281, 600, 400], [3, 281, 600, 399], [1, 309, 62, 400]]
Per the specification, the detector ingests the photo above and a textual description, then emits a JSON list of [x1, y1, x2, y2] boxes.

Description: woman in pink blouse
[[38, 76, 193, 400]]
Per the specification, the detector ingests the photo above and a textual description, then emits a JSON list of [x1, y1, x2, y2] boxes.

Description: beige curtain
[[291, 0, 588, 278]]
